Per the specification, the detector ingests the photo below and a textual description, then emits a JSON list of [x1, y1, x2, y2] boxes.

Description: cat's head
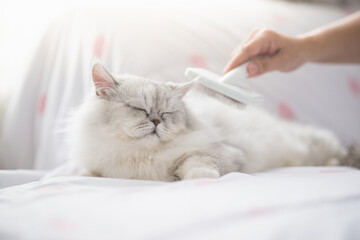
[[91, 62, 193, 147]]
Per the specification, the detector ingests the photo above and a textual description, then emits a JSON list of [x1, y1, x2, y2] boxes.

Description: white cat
[[68, 62, 354, 181]]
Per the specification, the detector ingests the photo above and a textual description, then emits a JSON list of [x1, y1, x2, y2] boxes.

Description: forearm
[[300, 11, 360, 63]]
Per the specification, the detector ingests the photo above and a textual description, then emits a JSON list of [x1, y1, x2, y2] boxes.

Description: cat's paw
[[79, 169, 100, 177], [183, 167, 220, 180]]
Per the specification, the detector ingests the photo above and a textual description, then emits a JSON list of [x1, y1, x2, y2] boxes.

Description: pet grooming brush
[[185, 64, 264, 109]]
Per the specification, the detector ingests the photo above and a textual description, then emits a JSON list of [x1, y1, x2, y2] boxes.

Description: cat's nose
[[151, 119, 161, 126]]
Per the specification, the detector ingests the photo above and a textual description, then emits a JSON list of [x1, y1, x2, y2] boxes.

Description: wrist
[[297, 34, 319, 63]]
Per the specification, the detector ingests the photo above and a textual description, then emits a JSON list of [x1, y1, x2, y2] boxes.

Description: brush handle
[[220, 64, 248, 85]]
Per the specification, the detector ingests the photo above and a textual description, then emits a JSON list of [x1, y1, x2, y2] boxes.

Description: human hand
[[224, 29, 309, 77]]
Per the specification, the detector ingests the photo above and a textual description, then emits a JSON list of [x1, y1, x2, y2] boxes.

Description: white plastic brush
[[185, 64, 264, 109]]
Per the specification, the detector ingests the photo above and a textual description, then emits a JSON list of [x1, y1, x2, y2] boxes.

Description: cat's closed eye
[[161, 112, 175, 118], [128, 105, 149, 116]]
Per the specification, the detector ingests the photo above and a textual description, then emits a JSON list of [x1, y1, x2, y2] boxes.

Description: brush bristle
[[196, 84, 246, 110]]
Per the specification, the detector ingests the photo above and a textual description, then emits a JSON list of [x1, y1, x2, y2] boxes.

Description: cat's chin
[[145, 131, 161, 140], [136, 134, 162, 148], [129, 131, 162, 147]]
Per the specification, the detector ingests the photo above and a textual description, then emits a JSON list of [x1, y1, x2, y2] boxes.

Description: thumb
[[247, 54, 284, 77]]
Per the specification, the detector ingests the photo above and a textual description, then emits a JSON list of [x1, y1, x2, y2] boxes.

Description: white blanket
[[1, 167, 360, 240]]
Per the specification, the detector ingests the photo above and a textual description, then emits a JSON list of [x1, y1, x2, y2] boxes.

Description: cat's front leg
[[183, 167, 220, 179], [174, 155, 220, 180]]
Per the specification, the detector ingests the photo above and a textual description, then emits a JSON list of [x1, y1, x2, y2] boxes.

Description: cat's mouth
[[136, 129, 159, 139], [150, 129, 160, 138]]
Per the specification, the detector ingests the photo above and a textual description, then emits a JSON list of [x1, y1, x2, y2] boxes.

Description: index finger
[[224, 39, 264, 73]]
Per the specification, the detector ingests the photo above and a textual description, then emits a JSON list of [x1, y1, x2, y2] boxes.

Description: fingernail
[[247, 62, 258, 76]]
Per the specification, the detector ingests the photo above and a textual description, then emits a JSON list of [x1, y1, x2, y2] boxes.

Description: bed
[[1, 167, 360, 240], [1, 0, 360, 239]]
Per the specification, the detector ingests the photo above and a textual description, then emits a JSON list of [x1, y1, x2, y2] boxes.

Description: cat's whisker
[[157, 128, 176, 139], [136, 126, 152, 131]]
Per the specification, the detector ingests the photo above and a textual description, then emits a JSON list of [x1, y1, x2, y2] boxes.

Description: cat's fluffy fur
[[68, 62, 351, 181]]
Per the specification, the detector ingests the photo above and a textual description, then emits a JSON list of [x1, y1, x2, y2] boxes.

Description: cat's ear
[[172, 82, 194, 98], [92, 61, 118, 98]]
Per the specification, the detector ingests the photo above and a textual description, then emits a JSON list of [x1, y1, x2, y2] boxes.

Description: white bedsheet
[[1, 167, 360, 240]]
